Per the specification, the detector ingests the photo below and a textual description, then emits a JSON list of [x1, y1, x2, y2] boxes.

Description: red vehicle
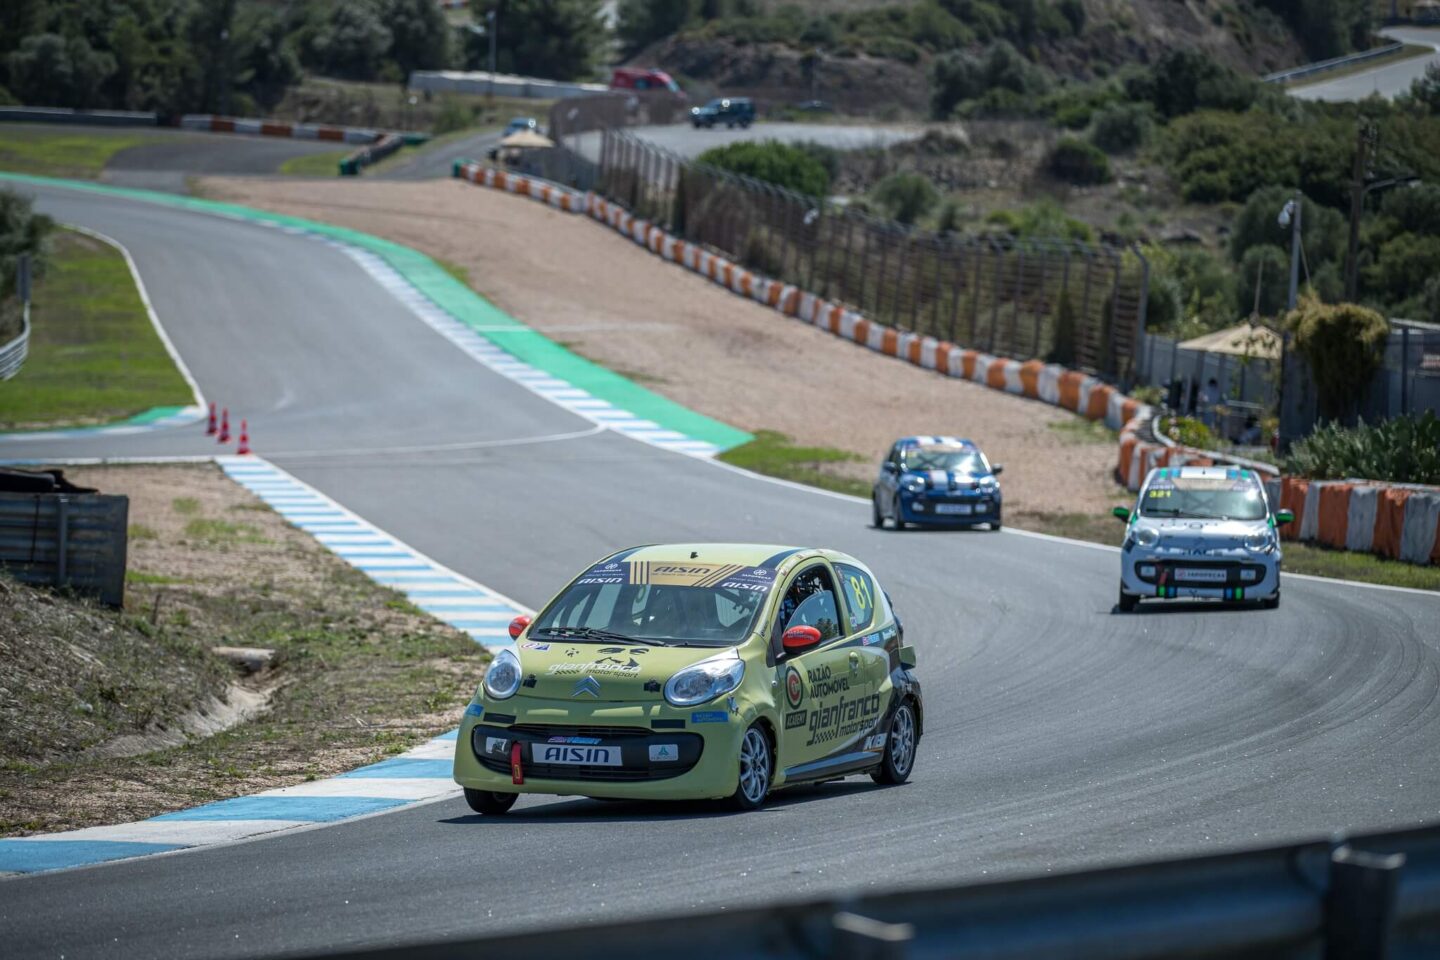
[[610, 67, 686, 99]]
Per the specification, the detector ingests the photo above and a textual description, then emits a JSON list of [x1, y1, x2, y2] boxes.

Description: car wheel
[[891, 496, 908, 530], [990, 510, 1003, 531], [872, 701, 917, 785], [463, 788, 517, 815], [1262, 590, 1280, 609], [1118, 586, 1139, 613], [872, 494, 886, 529], [731, 724, 772, 811]]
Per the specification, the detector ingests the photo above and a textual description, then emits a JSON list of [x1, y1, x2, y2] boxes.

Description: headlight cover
[[1244, 531, 1275, 553], [482, 649, 522, 700], [664, 651, 745, 707], [902, 477, 926, 493], [1133, 526, 1160, 548]]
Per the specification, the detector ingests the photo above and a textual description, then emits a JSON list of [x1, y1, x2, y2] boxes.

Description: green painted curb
[[0, 172, 752, 452]]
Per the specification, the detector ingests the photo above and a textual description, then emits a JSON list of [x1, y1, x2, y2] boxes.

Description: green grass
[[434, 256, 471, 288], [125, 571, 192, 586], [0, 228, 193, 430], [1279, 541, 1440, 591], [1046, 417, 1119, 445], [279, 150, 352, 177], [183, 518, 269, 544], [718, 429, 870, 498], [0, 128, 146, 179], [171, 497, 200, 515]]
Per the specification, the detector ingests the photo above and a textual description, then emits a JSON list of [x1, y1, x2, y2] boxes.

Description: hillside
[[627, 0, 1312, 115]]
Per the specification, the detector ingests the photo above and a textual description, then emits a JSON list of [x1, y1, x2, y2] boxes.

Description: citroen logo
[[572, 676, 601, 698]]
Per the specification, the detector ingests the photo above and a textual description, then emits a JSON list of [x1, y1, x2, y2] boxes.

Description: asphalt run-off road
[[1, 179, 1437, 960]]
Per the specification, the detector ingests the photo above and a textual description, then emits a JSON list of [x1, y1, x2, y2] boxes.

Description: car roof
[[600, 543, 859, 573], [898, 435, 976, 448]]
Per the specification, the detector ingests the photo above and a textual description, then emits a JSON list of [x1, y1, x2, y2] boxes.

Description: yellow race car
[[453, 543, 921, 813]]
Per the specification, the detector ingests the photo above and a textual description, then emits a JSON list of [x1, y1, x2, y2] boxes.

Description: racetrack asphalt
[[2, 180, 1438, 959], [1288, 26, 1440, 101]]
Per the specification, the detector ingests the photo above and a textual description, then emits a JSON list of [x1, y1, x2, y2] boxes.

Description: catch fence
[[593, 128, 1148, 380]]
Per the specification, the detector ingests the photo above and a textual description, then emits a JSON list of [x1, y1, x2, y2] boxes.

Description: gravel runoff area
[[197, 177, 1128, 521]]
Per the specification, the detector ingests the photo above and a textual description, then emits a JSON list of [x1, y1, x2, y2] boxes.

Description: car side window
[[776, 565, 842, 646], [885, 444, 900, 469], [835, 563, 877, 634]]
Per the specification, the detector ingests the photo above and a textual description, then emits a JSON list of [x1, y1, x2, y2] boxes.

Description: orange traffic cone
[[236, 420, 251, 456], [206, 402, 217, 435], [217, 408, 230, 443]]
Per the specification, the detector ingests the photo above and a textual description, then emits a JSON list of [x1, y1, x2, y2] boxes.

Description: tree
[[872, 172, 939, 225], [235, 8, 301, 111], [469, 0, 605, 82], [927, 41, 1047, 119], [617, 0, 698, 57], [6, 33, 115, 109], [1286, 295, 1388, 420], [1090, 101, 1151, 154], [1409, 62, 1440, 115], [1128, 49, 1256, 120], [1365, 232, 1440, 303], [1236, 245, 1291, 317], [306, 1, 392, 80], [1229, 186, 1346, 272], [0, 188, 53, 301], [383, 0, 451, 77]]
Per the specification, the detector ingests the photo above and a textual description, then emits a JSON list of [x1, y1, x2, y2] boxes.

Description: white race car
[[1113, 466, 1294, 612]]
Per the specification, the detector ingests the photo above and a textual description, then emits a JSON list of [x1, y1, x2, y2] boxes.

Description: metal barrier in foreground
[[0, 491, 129, 607], [296, 823, 1440, 959]]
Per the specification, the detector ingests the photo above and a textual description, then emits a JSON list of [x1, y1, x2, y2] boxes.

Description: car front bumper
[[1120, 552, 1280, 601], [898, 494, 1000, 526], [453, 698, 749, 801]]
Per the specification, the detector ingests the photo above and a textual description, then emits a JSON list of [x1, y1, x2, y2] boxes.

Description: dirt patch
[[0, 463, 484, 836], [196, 177, 1128, 516]]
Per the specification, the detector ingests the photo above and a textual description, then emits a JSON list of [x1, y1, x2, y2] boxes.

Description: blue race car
[[872, 436, 1004, 531]]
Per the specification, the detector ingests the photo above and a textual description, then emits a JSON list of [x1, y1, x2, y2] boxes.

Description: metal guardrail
[[0, 105, 160, 126], [0, 492, 129, 606], [0, 301, 28, 380], [1262, 42, 1405, 84], [295, 824, 1440, 959]]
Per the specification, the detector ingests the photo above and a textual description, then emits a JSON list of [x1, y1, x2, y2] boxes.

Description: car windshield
[[530, 561, 777, 646], [1140, 474, 1267, 521], [704, 99, 726, 109], [901, 446, 985, 475]]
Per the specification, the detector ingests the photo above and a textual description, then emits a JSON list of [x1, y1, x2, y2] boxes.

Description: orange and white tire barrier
[[1273, 476, 1440, 565], [453, 161, 582, 212]]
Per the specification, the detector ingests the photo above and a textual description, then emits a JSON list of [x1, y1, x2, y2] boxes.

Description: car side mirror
[[782, 625, 823, 654], [1112, 506, 1131, 522], [1274, 509, 1294, 526], [898, 645, 917, 669], [991, 464, 1004, 476], [882, 462, 897, 474], [508, 615, 532, 640]]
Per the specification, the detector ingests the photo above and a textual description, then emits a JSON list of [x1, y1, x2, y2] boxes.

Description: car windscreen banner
[[577, 561, 779, 591]]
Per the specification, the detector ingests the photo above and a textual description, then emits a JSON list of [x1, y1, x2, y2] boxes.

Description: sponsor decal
[[648, 744, 679, 762], [547, 736, 602, 745], [785, 665, 804, 708], [861, 633, 882, 647], [784, 710, 807, 730], [691, 711, 728, 724], [521, 642, 550, 651], [537, 744, 621, 766], [463, 702, 484, 718], [564, 647, 580, 657], [806, 692, 883, 746], [805, 664, 850, 700], [597, 646, 650, 655], [577, 575, 625, 585], [575, 560, 772, 590], [485, 736, 508, 754], [550, 659, 642, 677], [862, 733, 888, 752]]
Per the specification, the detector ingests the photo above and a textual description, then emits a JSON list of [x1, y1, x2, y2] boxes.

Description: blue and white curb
[[0, 731, 462, 876], [0, 405, 207, 443], [325, 241, 723, 459], [217, 455, 532, 650], [0, 455, 533, 877]]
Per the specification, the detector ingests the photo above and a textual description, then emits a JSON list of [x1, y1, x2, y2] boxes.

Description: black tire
[[872, 701, 917, 785], [731, 723, 773, 811], [1118, 586, 1139, 613], [463, 788, 517, 815], [891, 496, 908, 531], [872, 494, 886, 529], [989, 511, 1003, 531]]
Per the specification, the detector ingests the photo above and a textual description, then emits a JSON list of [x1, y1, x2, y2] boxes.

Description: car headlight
[[902, 478, 926, 493], [1133, 527, 1160, 548], [664, 652, 744, 707], [1243, 532, 1275, 553], [482, 649, 522, 700]]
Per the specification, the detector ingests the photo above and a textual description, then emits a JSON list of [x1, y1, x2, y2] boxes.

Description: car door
[[774, 563, 862, 774], [835, 562, 893, 753], [876, 443, 900, 517]]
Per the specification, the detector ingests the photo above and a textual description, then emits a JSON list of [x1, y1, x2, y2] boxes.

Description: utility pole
[[1284, 190, 1303, 312], [487, 9, 497, 102], [1343, 121, 1377, 302]]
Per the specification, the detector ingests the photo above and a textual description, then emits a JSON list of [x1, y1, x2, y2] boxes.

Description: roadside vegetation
[[0, 464, 485, 836], [0, 222, 194, 430], [0, 127, 147, 179], [279, 149, 349, 177]]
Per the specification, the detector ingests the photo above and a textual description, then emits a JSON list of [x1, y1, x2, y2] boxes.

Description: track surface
[[2, 182, 1438, 959], [1289, 27, 1440, 101]]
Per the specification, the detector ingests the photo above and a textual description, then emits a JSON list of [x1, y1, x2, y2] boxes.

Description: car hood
[[1132, 516, 1270, 554], [511, 639, 738, 702]]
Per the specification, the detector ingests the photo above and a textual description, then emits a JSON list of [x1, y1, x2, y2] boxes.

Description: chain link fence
[[592, 127, 1148, 380]]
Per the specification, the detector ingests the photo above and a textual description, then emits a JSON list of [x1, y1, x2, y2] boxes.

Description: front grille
[[509, 724, 652, 739], [476, 754, 691, 782]]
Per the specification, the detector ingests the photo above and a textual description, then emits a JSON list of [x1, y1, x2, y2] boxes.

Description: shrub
[[1046, 137, 1110, 185], [697, 140, 831, 197], [1229, 186, 1346, 271], [1090, 101, 1151, 153], [1048, 291, 1077, 365], [432, 97, 474, 134], [872, 172, 939, 225], [1287, 413, 1440, 484], [0, 189, 54, 301], [1286, 296, 1389, 420], [1166, 416, 1217, 449]]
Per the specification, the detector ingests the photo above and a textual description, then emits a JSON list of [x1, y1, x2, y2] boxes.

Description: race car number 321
[[534, 744, 622, 766]]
